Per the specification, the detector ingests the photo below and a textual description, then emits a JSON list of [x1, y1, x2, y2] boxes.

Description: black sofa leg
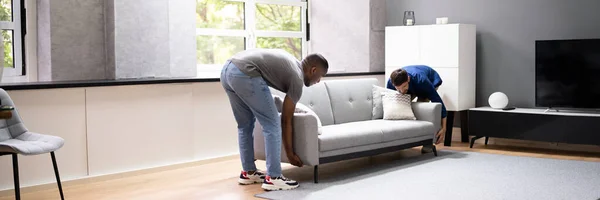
[[51, 152, 65, 200], [432, 145, 438, 157], [485, 137, 489, 145], [314, 165, 319, 184], [443, 111, 455, 146], [12, 153, 20, 200]]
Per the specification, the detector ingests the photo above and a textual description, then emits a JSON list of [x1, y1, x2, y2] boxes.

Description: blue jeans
[[220, 60, 282, 177]]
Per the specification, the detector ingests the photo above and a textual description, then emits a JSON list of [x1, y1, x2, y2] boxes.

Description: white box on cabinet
[[385, 24, 476, 111]]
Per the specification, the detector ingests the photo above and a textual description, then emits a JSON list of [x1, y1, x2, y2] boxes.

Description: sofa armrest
[[253, 112, 320, 166], [288, 113, 320, 166], [412, 102, 442, 133]]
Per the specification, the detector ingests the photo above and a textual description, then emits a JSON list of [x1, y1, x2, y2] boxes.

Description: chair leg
[[12, 154, 20, 200], [51, 152, 65, 200], [314, 165, 319, 184]]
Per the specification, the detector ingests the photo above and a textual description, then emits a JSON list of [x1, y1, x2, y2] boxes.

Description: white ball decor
[[488, 92, 509, 109]]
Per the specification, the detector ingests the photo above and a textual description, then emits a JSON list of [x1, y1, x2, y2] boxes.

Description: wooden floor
[[1, 141, 600, 200]]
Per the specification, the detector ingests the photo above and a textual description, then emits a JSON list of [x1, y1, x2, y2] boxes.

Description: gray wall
[[310, 0, 386, 73], [109, 0, 197, 79], [37, 0, 197, 81], [36, 0, 51, 81], [386, 0, 600, 107], [104, 0, 116, 79], [168, 0, 197, 77], [37, 0, 107, 81], [369, 0, 386, 72], [112, 0, 170, 78]]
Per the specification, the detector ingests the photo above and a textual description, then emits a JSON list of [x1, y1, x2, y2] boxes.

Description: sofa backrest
[[272, 78, 380, 126], [297, 82, 335, 126], [324, 78, 378, 124]]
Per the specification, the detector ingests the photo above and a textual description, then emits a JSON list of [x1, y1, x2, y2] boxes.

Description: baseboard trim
[[0, 154, 240, 196]]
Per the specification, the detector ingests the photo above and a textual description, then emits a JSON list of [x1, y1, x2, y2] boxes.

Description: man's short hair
[[302, 53, 329, 71], [390, 69, 409, 86]]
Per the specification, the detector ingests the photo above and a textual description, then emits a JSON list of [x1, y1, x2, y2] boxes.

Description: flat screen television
[[535, 38, 600, 109]]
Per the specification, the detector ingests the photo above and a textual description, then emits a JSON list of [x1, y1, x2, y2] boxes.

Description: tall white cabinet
[[385, 24, 476, 111]]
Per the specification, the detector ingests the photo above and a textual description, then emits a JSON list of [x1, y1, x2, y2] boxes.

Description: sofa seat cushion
[[319, 121, 384, 152], [372, 119, 435, 141], [318, 120, 435, 152]]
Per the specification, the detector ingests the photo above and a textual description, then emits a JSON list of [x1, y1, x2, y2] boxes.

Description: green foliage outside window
[[0, 0, 13, 68], [197, 0, 303, 65]]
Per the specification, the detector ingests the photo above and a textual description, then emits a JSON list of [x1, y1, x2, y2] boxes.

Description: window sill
[[0, 71, 384, 91], [325, 71, 384, 77], [0, 76, 220, 91], [1, 75, 32, 83]]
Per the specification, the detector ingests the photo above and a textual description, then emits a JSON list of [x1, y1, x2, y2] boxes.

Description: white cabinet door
[[434, 67, 459, 111], [419, 25, 459, 68], [385, 27, 421, 68], [385, 24, 476, 111]]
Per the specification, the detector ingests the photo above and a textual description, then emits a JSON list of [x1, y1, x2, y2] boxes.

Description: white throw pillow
[[295, 102, 323, 135], [372, 85, 397, 119], [382, 91, 417, 120]]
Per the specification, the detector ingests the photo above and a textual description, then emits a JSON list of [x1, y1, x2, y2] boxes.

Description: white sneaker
[[238, 170, 265, 185], [261, 176, 299, 191]]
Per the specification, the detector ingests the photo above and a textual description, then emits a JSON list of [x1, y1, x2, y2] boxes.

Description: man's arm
[[437, 116, 447, 143], [421, 80, 448, 144], [281, 94, 303, 167], [422, 80, 447, 119]]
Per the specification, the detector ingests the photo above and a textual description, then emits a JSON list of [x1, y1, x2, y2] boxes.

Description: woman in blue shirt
[[386, 65, 447, 145]]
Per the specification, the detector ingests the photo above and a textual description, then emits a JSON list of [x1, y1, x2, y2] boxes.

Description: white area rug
[[256, 150, 600, 200]]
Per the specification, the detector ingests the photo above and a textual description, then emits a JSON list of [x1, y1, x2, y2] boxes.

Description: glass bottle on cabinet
[[403, 11, 415, 26]]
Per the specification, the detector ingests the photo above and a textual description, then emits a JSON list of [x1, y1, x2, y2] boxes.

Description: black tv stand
[[467, 107, 600, 148]]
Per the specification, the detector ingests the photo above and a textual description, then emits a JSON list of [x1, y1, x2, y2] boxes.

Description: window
[[0, 0, 23, 77], [196, 0, 307, 78]]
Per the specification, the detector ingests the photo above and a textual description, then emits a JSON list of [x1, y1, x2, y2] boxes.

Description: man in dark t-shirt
[[221, 49, 328, 191]]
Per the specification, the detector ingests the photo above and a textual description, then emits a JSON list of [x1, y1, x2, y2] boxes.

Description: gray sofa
[[253, 78, 442, 183]]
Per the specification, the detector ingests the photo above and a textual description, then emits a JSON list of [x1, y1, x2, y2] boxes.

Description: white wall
[[0, 88, 88, 189], [0, 75, 384, 191], [0, 82, 237, 191]]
